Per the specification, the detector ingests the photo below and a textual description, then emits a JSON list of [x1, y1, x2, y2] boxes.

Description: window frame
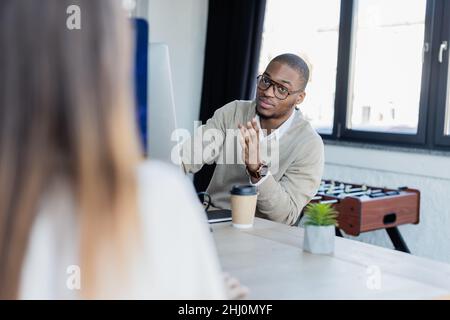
[[330, 0, 435, 147], [327, 0, 450, 151], [433, 0, 450, 147]]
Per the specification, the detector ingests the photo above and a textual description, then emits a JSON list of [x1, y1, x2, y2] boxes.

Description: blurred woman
[[0, 0, 226, 299]]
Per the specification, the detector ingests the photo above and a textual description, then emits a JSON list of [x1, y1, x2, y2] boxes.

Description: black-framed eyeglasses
[[256, 75, 303, 100]]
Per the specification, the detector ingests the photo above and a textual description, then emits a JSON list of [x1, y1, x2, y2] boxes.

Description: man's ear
[[296, 91, 306, 105]]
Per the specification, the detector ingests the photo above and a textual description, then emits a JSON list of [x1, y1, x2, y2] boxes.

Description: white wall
[[324, 144, 450, 264], [143, 0, 208, 134]]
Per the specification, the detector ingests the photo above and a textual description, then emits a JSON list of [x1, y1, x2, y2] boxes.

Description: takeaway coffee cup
[[230, 185, 258, 229]]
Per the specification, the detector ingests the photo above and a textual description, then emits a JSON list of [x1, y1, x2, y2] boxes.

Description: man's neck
[[260, 109, 294, 134]]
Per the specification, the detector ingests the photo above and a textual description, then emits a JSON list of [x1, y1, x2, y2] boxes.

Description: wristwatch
[[247, 162, 269, 180]]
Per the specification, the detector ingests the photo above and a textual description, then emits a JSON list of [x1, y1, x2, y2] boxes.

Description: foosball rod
[[319, 199, 339, 205]]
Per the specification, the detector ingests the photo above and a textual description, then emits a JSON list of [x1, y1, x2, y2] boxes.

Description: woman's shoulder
[[136, 160, 203, 224], [137, 160, 194, 194], [137, 159, 185, 181]]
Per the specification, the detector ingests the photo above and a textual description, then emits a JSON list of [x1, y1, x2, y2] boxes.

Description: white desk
[[212, 218, 450, 299]]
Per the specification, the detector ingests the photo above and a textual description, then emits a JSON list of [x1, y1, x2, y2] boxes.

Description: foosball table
[[305, 180, 421, 253]]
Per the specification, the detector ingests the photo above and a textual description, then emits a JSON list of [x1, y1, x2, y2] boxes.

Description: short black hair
[[270, 53, 310, 91]]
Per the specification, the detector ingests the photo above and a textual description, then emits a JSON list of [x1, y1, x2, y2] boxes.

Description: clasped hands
[[238, 118, 262, 181]]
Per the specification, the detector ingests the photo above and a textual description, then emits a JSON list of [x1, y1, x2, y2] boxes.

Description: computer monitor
[[133, 19, 179, 163], [133, 18, 149, 154]]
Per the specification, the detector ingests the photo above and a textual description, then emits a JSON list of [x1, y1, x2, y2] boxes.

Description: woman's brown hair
[[0, 0, 142, 298]]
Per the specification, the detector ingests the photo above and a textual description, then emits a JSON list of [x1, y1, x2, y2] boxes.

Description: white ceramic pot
[[303, 225, 335, 255]]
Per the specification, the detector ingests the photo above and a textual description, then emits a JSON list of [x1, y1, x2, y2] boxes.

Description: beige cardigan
[[180, 100, 324, 226]]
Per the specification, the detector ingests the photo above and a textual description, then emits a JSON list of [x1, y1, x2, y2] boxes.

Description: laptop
[[206, 209, 232, 224]]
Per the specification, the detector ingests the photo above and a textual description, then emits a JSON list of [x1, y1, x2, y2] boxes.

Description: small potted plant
[[302, 203, 339, 255]]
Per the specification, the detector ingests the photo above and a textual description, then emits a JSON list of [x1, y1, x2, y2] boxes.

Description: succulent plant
[[304, 203, 339, 227]]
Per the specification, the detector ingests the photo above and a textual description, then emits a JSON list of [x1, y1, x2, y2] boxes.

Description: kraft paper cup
[[230, 185, 257, 229]]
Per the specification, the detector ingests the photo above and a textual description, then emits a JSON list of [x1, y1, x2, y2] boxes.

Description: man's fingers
[[240, 122, 258, 144], [239, 136, 246, 149], [239, 124, 250, 141], [238, 126, 245, 146], [238, 123, 245, 135], [238, 121, 257, 166], [240, 126, 251, 147], [239, 122, 258, 166], [240, 136, 248, 154], [239, 135, 249, 164], [251, 118, 260, 135], [248, 126, 257, 142], [225, 276, 240, 288], [229, 285, 249, 300], [222, 273, 249, 300], [244, 121, 258, 144]]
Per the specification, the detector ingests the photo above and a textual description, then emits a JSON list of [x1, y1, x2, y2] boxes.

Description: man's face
[[256, 61, 306, 119]]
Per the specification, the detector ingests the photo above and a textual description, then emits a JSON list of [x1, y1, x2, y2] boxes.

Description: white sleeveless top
[[19, 161, 226, 299]]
